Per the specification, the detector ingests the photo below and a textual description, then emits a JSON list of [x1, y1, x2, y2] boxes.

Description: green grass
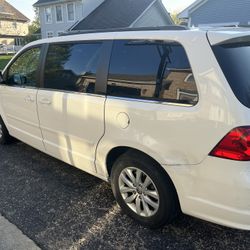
[[0, 55, 13, 70]]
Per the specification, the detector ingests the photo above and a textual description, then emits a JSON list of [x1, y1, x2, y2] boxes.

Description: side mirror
[[0, 71, 4, 84]]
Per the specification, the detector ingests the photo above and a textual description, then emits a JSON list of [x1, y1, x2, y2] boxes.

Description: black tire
[[0, 117, 12, 145], [111, 150, 180, 229]]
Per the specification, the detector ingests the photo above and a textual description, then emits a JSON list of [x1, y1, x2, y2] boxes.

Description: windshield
[[212, 42, 250, 108]]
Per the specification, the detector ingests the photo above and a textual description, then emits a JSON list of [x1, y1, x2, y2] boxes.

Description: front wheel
[[111, 151, 179, 229], [0, 117, 12, 145]]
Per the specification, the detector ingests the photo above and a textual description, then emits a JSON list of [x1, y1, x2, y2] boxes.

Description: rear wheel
[[0, 117, 12, 145], [111, 151, 179, 228]]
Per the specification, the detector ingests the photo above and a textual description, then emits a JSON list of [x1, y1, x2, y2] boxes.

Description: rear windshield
[[212, 42, 250, 108]]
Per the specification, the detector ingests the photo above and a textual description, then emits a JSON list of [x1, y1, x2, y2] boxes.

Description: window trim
[[3, 45, 43, 89], [44, 7, 52, 24], [55, 4, 63, 23], [67, 2, 75, 22]]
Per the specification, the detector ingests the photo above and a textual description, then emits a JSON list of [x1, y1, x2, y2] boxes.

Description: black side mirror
[[0, 71, 4, 84]]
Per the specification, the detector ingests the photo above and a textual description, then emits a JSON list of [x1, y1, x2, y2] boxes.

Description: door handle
[[39, 98, 51, 105], [24, 96, 35, 103]]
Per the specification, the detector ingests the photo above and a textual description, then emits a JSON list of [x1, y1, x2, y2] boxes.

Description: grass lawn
[[0, 55, 13, 70]]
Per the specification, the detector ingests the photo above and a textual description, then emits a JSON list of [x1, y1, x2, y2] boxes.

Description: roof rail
[[60, 25, 188, 36], [237, 24, 250, 28]]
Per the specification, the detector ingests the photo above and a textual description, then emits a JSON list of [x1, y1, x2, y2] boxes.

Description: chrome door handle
[[24, 96, 35, 103], [39, 98, 51, 105]]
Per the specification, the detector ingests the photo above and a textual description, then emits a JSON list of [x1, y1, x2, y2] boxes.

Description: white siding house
[[178, 0, 250, 27], [34, 0, 104, 38], [34, 0, 173, 38]]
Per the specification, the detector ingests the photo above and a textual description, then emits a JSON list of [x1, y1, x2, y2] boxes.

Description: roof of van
[[22, 26, 250, 49], [206, 27, 250, 45]]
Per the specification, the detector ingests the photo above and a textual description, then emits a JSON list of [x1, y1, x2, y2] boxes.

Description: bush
[[0, 55, 12, 70]]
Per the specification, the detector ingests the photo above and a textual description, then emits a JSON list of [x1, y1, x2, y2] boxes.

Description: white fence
[[0, 45, 22, 54]]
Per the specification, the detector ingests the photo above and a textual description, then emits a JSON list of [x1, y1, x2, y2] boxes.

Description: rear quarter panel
[[96, 30, 248, 178]]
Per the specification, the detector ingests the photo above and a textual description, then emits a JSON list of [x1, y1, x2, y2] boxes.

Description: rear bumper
[[163, 157, 250, 230]]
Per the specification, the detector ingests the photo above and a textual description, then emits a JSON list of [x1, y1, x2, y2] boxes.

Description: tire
[[0, 117, 12, 145], [111, 150, 180, 229]]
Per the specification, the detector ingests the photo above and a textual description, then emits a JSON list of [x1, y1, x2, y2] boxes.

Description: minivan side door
[[0, 46, 45, 151], [96, 39, 200, 175], [37, 41, 109, 174]]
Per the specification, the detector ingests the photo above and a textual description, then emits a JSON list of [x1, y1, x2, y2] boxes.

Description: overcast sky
[[7, 0, 196, 21]]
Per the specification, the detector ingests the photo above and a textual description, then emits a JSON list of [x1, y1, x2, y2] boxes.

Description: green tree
[[23, 8, 41, 44], [28, 8, 40, 34], [171, 12, 181, 25]]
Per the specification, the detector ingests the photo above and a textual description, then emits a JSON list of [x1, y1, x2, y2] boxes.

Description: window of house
[[12, 22, 17, 29], [57, 31, 64, 36], [67, 3, 75, 21], [56, 5, 63, 22], [47, 31, 54, 38], [44, 42, 103, 93], [45, 7, 52, 23], [107, 40, 198, 105], [7, 47, 41, 87]]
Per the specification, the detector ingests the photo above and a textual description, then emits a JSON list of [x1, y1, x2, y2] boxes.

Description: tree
[[171, 12, 181, 25], [28, 8, 41, 35], [24, 8, 41, 44]]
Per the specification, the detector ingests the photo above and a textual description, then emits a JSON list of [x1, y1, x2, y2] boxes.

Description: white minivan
[[0, 26, 249, 230]]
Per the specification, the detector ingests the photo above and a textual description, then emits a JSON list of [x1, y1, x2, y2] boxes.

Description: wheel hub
[[118, 167, 160, 217]]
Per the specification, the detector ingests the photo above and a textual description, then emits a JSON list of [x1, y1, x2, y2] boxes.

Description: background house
[[0, 0, 30, 46], [34, 0, 104, 38], [71, 0, 173, 31], [34, 0, 173, 38], [178, 0, 250, 27]]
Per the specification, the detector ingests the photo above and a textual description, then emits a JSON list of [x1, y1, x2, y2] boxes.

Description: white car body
[[0, 27, 249, 230]]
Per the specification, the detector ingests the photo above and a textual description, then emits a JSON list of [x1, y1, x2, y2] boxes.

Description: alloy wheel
[[118, 167, 160, 217]]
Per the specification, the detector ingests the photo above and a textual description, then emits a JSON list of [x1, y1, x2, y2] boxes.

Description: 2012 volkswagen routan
[[0, 26, 249, 230]]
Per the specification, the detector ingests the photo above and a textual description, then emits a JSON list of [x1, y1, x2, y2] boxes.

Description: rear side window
[[44, 42, 102, 93], [107, 40, 198, 105], [213, 42, 250, 108]]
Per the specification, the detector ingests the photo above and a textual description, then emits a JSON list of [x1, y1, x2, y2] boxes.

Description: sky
[[6, 0, 196, 21]]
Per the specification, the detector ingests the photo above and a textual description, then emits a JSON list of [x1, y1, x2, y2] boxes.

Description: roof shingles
[[33, 0, 60, 6], [72, 0, 156, 30], [0, 0, 29, 22]]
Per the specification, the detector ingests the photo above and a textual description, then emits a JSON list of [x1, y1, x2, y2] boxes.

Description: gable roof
[[178, 0, 207, 19], [0, 0, 29, 22], [71, 0, 161, 31], [33, 0, 60, 6]]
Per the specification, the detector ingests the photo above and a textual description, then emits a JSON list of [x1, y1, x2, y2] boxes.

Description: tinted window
[[107, 40, 198, 105], [7, 47, 41, 87], [44, 42, 102, 93], [213, 42, 250, 108]]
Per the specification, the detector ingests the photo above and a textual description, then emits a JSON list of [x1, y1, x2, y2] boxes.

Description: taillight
[[210, 127, 250, 161]]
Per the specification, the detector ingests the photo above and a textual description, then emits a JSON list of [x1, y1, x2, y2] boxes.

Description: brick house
[[0, 0, 30, 46]]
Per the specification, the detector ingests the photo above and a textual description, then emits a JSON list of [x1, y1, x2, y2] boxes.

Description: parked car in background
[[0, 44, 22, 55], [0, 26, 249, 230]]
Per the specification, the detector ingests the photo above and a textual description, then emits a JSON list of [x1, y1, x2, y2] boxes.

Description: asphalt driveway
[[0, 142, 249, 250]]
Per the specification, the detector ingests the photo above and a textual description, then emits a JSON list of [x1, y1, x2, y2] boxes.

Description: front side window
[[67, 3, 75, 21], [45, 7, 52, 23], [7, 47, 41, 87], [56, 5, 63, 22], [44, 42, 102, 93], [107, 40, 198, 105]]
